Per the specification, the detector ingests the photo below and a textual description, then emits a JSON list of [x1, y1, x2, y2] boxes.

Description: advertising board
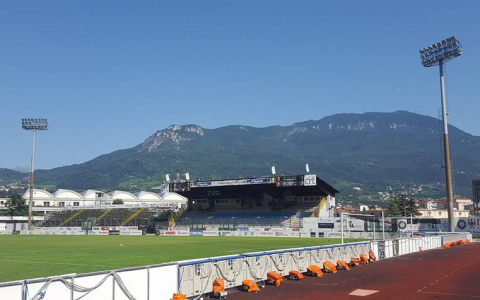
[[170, 182, 190, 192], [189, 178, 274, 188], [454, 217, 480, 237], [276, 175, 303, 187], [304, 174, 317, 186], [203, 230, 220, 236], [189, 230, 204, 236]]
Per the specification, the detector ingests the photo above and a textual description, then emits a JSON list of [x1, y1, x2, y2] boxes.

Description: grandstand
[[37, 203, 181, 232], [170, 174, 337, 229], [33, 174, 337, 232]]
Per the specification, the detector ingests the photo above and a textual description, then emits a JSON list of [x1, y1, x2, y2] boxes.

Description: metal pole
[[28, 129, 37, 230], [439, 60, 455, 233], [382, 211, 385, 241], [410, 214, 413, 237], [373, 218, 376, 242], [340, 213, 344, 244]]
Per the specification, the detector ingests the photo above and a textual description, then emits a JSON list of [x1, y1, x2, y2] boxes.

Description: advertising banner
[[170, 182, 190, 192], [190, 178, 274, 188], [276, 175, 303, 187], [203, 230, 220, 236], [240, 231, 257, 236], [454, 217, 480, 237], [175, 230, 190, 236], [304, 174, 317, 186]]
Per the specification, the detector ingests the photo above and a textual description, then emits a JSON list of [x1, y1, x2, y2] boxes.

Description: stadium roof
[[22, 189, 187, 203], [169, 174, 338, 197]]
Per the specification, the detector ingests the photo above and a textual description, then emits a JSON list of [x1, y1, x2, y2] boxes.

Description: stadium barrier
[[0, 263, 178, 300], [156, 228, 400, 239], [176, 241, 371, 298], [0, 233, 472, 300], [17, 226, 143, 236]]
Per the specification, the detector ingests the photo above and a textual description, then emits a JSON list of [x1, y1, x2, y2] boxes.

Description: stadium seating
[[174, 211, 299, 230], [38, 207, 171, 231]]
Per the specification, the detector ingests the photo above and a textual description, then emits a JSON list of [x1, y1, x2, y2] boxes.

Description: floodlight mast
[[21, 118, 48, 230], [419, 37, 462, 233]]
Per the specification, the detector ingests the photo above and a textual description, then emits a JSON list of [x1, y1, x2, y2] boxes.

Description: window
[[193, 199, 208, 204], [0, 201, 3, 205], [59, 202, 65, 207], [43, 202, 50, 207], [73, 202, 80, 206], [215, 199, 238, 205]]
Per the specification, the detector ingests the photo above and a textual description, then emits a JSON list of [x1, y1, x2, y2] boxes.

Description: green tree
[[388, 194, 420, 217], [406, 198, 421, 216], [387, 196, 402, 216], [0, 194, 28, 216], [112, 199, 124, 205]]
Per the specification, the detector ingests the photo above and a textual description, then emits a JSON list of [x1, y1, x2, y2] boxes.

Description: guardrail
[[0, 233, 472, 300], [0, 263, 178, 300]]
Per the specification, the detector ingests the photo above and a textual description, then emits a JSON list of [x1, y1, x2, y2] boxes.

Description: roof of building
[[169, 174, 338, 198]]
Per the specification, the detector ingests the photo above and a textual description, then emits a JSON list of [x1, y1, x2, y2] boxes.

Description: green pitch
[[0, 235, 362, 283]]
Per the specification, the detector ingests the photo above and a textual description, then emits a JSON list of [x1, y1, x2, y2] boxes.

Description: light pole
[[420, 37, 462, 233], [381, 211, 385, 241], [22, 118, 48, 230], [340, 212, 344, 244]]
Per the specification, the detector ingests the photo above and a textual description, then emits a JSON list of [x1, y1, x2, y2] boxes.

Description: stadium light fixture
[[419, 36, 462, 232], [21, 118, 49, 230]]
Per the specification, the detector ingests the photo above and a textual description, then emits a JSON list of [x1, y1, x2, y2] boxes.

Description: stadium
[[0, 172, 476, 300]]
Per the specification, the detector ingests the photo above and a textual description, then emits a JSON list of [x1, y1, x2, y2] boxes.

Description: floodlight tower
[[21, 118, 49, 230], [419, 37, 462, 232]]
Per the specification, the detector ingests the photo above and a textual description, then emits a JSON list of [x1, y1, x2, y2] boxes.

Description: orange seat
[[337, 259, 350, 271], [213, 278, 225, 295], [242, 280, 261, 293], [288, 270, 304, 280], [267, 271, 283, 287], [307, 265, 323, 277], [368, 250, 377, 262], [360, 253, 369, 264], [172, 293, 186, 300], [323, 261, 337, 273], [351, 257, 361, 267]]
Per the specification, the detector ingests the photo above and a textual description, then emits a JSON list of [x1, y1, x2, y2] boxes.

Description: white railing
[[63, 203, 178, 211]]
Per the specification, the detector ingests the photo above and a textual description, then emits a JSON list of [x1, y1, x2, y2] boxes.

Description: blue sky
[[1, 1, 479, 170]]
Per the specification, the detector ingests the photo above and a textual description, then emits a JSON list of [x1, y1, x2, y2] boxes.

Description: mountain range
[[2, 111, 479, 204]]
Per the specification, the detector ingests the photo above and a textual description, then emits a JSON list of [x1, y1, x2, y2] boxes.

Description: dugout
[[169, 174, 338, 217]]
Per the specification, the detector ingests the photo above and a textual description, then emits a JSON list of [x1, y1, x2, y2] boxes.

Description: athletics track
[[228, 242, 480, 299]]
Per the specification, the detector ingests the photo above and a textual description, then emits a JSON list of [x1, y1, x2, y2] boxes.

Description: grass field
[[0, 235, 362, 283]]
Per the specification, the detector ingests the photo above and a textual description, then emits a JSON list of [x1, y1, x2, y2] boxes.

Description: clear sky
[[1, 1, 479, 170]]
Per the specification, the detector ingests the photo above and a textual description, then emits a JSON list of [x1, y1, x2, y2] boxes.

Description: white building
[[15, 188, 187, 213]]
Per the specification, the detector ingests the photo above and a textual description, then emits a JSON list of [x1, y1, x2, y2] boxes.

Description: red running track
[[226, 243, 480, 299]]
